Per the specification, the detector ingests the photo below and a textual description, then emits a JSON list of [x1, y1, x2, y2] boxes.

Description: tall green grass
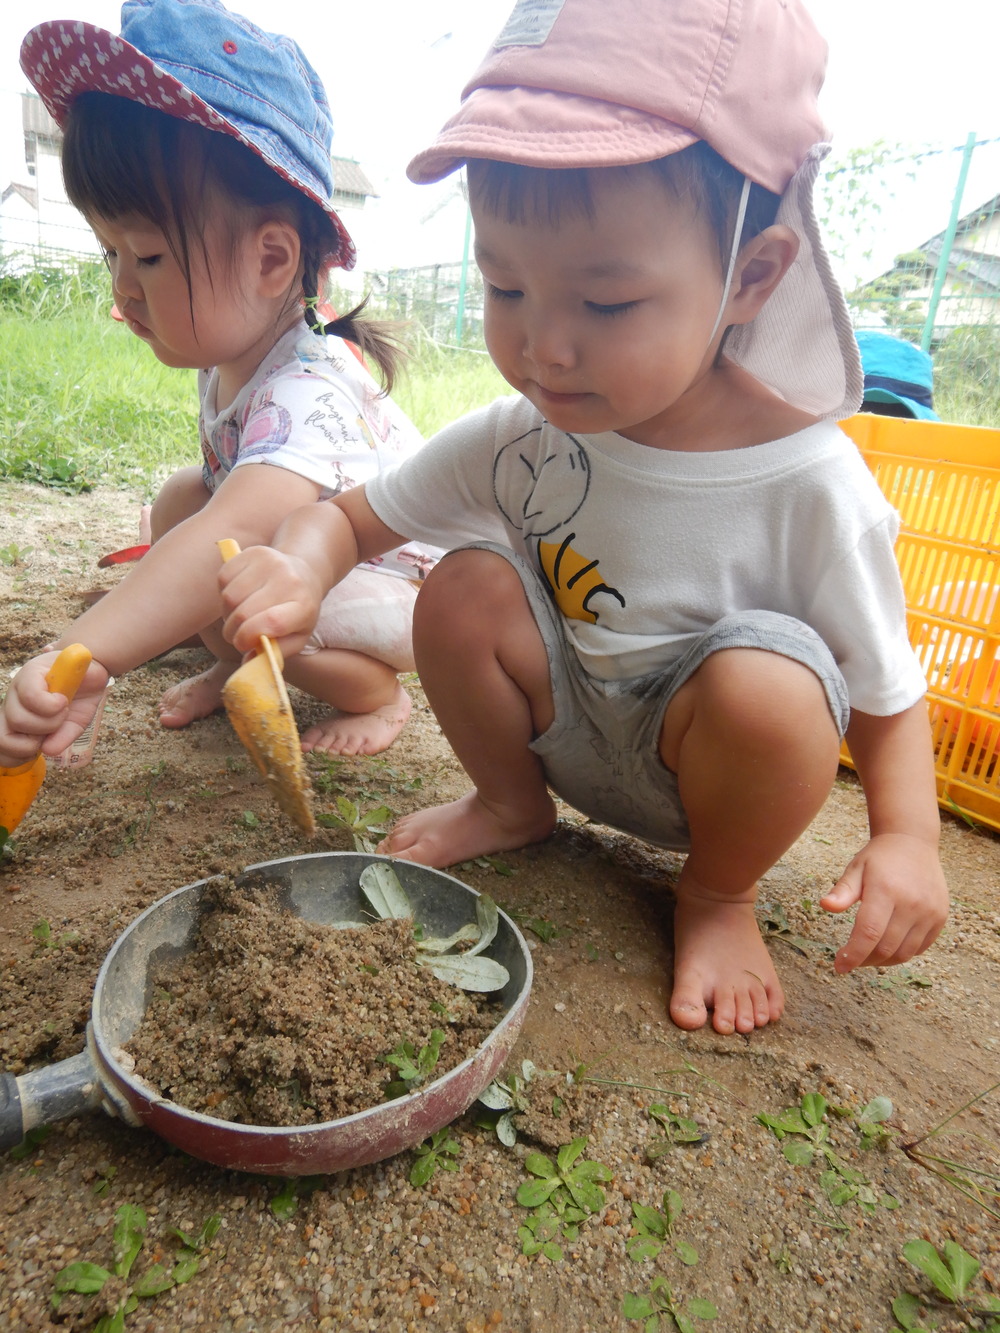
[[393, 332, 510, 437], [933, 326, 1000, 430], [1, 258, 198, 495], [0, 261, 509, 495]]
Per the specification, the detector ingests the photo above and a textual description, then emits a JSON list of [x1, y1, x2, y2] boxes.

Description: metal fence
[[833, 134, 1000, 350], [367, 259, 486, 349]]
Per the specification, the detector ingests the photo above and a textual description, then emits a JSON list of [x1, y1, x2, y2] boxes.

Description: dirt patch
[[125, 877, 499, 1126], [1, 480, 999, 1333]]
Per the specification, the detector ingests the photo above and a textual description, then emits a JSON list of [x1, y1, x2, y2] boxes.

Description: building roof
[[863, 189, 1000, 294], [1, 182, 38, 208], [332, 157, 378, 200], [22, 93, 60, 141]]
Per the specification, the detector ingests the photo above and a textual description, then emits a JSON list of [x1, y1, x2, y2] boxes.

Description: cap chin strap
[[706, 175, 752, 348]]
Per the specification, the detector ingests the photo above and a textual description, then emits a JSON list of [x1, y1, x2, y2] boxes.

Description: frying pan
[[0, 853, 532, 1176]]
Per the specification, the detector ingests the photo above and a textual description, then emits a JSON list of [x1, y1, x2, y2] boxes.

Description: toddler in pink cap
[[220, 0, 949, 1035]]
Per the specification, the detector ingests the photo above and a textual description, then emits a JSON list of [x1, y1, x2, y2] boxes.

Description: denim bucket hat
[[20, 0, 355, 269], [408, 0, 863, 420], [855, 330, 939, 420]]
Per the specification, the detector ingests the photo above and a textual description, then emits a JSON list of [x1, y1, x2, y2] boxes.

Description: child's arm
[[0, 465, 321, 764], [821, 701, 949, 974], [220, 484, 408, 658]]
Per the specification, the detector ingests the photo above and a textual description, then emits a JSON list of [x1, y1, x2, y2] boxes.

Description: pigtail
[[317, 297, 407, 395], [299, 204, 405, 393]]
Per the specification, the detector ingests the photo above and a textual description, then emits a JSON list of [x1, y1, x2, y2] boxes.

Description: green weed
[[870, 967, 933, 1000], [893, 1239, 1000, 1331], [623, 1276, 718, 1331], [759, 901, 829, 956], [92, 1164, 118, 1198], [32, 919, 81, 952], [6, 1125, 51, 1161], [0, 542, 33, 566], [317, 795, 393, 851], [50, 1203, 221, 1329], [269, 1176, 324, 1220], [901, 1082, 1000, 1221], [454, 854, 516, 876], [409, 1127, 462, 1187], [627, 1189, 699, 1266], [515, 1138, 611, 1262], [645, 1102, 709, 1158], [506, 908, 561, 942], [382, 1029, 446, 1100], [757, 1092, 899, 1220]]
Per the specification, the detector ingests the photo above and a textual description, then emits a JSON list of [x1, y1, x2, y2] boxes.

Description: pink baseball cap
[[408, 0, 828, 192], [407, 0, 862, 420]]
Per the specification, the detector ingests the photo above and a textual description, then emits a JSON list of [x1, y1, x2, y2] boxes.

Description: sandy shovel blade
[[222, 640, 316, 837]]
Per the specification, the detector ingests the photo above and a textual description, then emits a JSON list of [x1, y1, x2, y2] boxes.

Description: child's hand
[[0, 651, 110, 766], [219, 546, 325, 659], [820, 832, 949, 974]]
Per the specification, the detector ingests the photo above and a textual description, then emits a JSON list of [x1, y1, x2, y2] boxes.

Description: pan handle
[[0, 1072, 23, 1153], [0, 1050, 103, 1152]]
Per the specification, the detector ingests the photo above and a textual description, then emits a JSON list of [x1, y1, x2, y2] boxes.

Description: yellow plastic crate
[[840, 414, 1000, 831]]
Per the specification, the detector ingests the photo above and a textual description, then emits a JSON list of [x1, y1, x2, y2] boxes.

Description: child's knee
[[676, 647, 839, 753], [413, 547, 526, 635], [726, 648, 835, 728], [150, 465, 210, 540]]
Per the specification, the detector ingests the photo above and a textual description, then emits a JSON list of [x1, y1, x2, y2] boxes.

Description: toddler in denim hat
[[0, 0, 441, 768], [219, 0, 949, 1035]]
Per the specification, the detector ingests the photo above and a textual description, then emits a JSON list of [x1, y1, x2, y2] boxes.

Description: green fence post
[[921, 132, 977, 352]]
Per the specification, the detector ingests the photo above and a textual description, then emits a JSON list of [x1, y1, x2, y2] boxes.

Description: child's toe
[[669, 984, 709, 1031]]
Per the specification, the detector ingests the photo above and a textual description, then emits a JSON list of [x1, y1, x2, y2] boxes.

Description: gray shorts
[[460, 543, 850, 852]]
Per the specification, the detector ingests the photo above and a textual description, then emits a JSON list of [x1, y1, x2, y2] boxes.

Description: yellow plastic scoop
[[217, 539, 316, 837], [0, 644, 93, 839]]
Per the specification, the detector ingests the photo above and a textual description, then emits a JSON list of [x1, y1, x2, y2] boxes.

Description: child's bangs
[[466, 147, 781, 266], [466, 160, 599, 226], [62, 93, 182, 236]]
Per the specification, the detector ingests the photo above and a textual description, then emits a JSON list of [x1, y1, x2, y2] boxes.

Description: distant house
[[332, 158, 378, 213], [854, 191, 1000, 343], [0, 92, 378, 270], [0, 94, 100, 263]]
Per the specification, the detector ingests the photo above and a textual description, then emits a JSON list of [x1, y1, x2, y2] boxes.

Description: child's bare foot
[[669, 881, 784, 1035], [377, 791, 557, 869], [159, 660, 234, 728], [301, 684, 412, 757]]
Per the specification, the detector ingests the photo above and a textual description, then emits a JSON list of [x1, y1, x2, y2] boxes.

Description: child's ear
[[255, 220, 301, 297], [725, 225, 799, 326]]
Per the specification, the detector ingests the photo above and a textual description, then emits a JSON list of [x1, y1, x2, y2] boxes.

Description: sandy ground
[[0, 480, 998, 1333]]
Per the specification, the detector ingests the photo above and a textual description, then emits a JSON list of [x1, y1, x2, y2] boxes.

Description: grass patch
[[0, 264, 508, 495], [392, 332, 511, 438], [1, 315, 199, 494]]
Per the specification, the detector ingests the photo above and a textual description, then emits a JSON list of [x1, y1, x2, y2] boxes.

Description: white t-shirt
[[199, 322, 440, 581], [366, 395, 926, 715]]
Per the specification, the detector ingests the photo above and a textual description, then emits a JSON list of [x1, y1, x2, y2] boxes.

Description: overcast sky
[[1, 0, 997, 275]]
